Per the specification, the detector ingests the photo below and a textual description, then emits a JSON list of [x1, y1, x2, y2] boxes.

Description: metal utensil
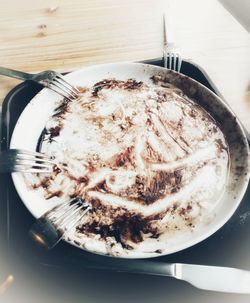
[[29, 198, 91, 249], [163, 14, 182, 72], [86, 260, 250, 294], [0, 66, 79, 100], [0, 149, 54, 173]]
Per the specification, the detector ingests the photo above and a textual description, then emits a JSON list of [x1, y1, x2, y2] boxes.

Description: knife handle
[[175, 263, 250, 294]]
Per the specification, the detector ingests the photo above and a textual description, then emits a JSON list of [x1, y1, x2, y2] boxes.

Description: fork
[[163, 14, 182, 72], [0, 66, 79, 100], [0, 149, 54, 173], [29, 198, 91, 249]]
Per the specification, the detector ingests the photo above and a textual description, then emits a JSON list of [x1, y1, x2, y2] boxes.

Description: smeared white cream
[[26, 78, 229, 257]]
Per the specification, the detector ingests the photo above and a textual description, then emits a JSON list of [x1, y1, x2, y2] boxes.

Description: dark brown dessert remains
[[28, 76, 229, 256]]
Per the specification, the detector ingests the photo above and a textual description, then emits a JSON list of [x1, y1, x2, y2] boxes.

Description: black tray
[[1, 59, 250, 302]]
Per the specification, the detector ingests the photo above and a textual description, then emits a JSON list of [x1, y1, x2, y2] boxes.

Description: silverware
[[87, 260, 250, 294], [28, 196, 250, 294], [163, 14, 182, 72], [0, 66, 79, 100], [0, 149, 54, 173], [29, 198, 91, 249]]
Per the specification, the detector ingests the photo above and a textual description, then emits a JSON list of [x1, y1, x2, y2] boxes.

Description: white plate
[[10, 63, 250, 258]]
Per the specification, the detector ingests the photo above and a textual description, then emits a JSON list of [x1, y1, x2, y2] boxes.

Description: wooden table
[[1, 0, 250, 132]]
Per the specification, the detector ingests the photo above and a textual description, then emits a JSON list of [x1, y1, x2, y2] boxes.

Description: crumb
[[36, 32, 46, 38], [38, 24, 47, 29], [45, 6, 58, 13]]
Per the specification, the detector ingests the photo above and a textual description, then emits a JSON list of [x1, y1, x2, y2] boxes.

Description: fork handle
[[0, 66, 34, 81], [29, 217, 63, 250]]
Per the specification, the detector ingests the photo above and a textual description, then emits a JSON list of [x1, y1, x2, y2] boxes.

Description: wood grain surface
[[0, 0, 250, 132]]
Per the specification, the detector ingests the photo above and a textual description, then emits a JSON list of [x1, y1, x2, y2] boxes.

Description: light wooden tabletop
[[0, 0, 250, 132]]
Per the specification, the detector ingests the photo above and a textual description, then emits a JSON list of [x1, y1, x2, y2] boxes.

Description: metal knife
[[84, 260, 250, 294]]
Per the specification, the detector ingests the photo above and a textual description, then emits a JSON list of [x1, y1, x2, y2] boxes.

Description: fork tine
[[1, 149, 54, 173], [52, 78, 78, 99], [14, 149, 53, 160], [29, 199, 91, 249], [49, 200, 90, 230], [168, 53, 172, 70], [46, 200, 75, 220], [173, 54, 177, 72], [167, 53, 170, 69], [51, 203, 78, 224], [12, 166, 52, 173], [48, 73, 80, 100], [54, 74, 80, 95], [56, 204, 81, 227], [52, 75, 79, 95], [177, 56, 182, 72], [66, 204, 90, 230], [16, 154, 55, 164], [3, 149, 54, 163], [36, 71, 80, 100], [14, 159, 53, 169], [51, 73, 79, 97], [163, 48, 167, 68], [47, 83, 72, 100], [48, 82, 77, 100], [48, 83, 75, 100], [166, 53, 169, 69], [165, 53, 182, 72]]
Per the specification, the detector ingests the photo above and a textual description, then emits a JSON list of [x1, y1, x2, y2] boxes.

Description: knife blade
[[84, 259, 250, 294]]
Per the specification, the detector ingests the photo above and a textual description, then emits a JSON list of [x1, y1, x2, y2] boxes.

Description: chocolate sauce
[[32, 76, 230, 254], [114, 147, 133, 167], [46, 190, 63, 199], [48, 126, 61, 138], [91, 78, 143, 97], [52, 100, 69, 117], [135, 171, 183, 204], [77, 212, 159, 247]]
